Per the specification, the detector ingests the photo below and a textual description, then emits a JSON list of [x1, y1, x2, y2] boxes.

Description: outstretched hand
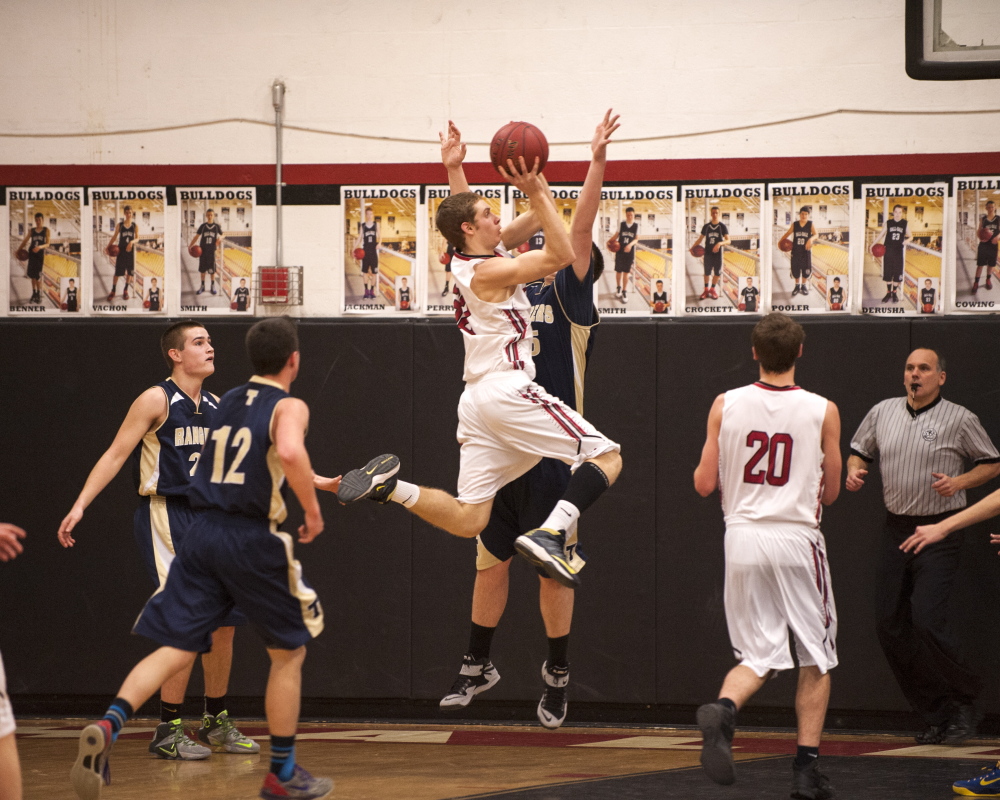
[[900, 523, 947, 554], [591, 109, 621, 161], [497, 156, 548, 197], [0, 523, 25, 562], [440, 120, 467, 170]]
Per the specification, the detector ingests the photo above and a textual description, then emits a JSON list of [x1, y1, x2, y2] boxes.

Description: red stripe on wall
[[1, 152, 999, 187]]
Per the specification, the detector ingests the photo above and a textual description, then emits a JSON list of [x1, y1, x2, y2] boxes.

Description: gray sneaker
[[260, 765, 334, 800], [337, 454, 400, 504], [148, 720, 211, 760], [197, 711, 260, 754]]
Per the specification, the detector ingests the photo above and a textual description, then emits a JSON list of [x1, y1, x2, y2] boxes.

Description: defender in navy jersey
[[973, 200, 999, 292], [59, 321, 256, 763], [692, 207, 731, 300], [17, 212, 48, 304], [233, 277, 251, 311], [72, 318, 332, 800], [527, 228, 546, 250], [106, 205, 137, 302], [608, 207, 638, 302], [778, 206, 818, 297], [355, 206, 381, 300], [189, 208, 224, 296], [872, 204, 910, 304], [63, 278, 79, 312]]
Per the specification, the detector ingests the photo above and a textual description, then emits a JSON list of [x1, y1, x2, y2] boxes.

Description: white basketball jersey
[[450, 247, 536, 384], [718, 382, 828, 528]]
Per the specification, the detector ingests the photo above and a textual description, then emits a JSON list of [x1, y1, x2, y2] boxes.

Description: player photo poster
[[861, 183, 946, 316], [768, 182, 852, 314], [596, 187, 674, 317], [424, 185, 502, 316], [682, 184, 762, 316], [952, 177, 1000, 313], [7, 187, 83, 315], [179, 187, 255, 315], [91, 187, 165, 315], [343, 186, 418, 314]]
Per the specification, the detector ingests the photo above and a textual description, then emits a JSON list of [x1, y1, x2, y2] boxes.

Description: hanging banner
[[179, 187, 255, 314], [952, 177, 1000, 313], [768, 182, 852, 314], [860, 183, 946, 316], [7, 187, 83, 315], [596, 187, 675, 317], [91, 188, 166, 314], [424, 185, 502, 316], [343, 186, 418, 314], [682, 184, 763, 315]]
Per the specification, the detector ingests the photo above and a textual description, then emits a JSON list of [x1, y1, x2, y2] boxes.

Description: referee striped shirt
[[850, 396, 1000, 516]]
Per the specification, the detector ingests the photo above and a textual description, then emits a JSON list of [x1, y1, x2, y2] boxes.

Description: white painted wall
[[2, 0, 999, 166]]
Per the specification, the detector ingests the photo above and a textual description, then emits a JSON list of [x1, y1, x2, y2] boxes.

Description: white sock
[[541, 500, 580, 534], [390, 480, 420, 508]]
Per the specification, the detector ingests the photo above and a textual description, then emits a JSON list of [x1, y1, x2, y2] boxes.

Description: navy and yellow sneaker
[[336, 454, 399, 504], [514, 528, 579, 588], [954, 762, 1000, 796], [197, 711, 260, 754]]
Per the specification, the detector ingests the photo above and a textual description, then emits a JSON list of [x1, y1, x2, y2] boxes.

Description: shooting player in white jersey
[[693, 313, 842, 800], [0, 522, 26, 800]]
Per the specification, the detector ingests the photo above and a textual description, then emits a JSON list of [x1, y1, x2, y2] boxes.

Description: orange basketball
[[107, 244, 119, 257], [189, 245, 201, 258], [831, 302, 843, 310], [516, 242, 530, 254], [60, 302, 68, 310], [15, 248, 29, 262], [923, 303, 934, 313], [653, 301, 666, 313], [231, 301, 239, 310], [738, 303, 746, 312], [439, 252, 450, 265], [979, 227, 995, 242], [352, 247, 365, 260], [691, 244, 705, 258], [143, 300, 151, 309], [778, 239, 793, 252], [489, 121, 548, 173], [400, 300, 411, 310], [606, 238, 620, 253], [871, 243, 886, 258]]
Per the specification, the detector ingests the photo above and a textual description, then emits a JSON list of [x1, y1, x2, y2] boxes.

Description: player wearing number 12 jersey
[[692, 313, 842, 800]]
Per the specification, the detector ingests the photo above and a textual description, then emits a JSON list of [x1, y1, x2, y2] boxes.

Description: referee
[[846, 348, 1000, 745]]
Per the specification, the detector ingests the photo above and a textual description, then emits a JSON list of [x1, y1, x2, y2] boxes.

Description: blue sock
[[270, 734, 296, 781], [103, 698, 134, 742]]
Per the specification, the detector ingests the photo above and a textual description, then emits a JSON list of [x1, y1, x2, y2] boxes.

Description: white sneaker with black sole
[[537, 661, 569, 729], [439, 654, 500, 710]]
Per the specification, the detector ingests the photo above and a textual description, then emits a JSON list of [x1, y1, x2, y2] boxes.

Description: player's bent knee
[[589, 450, 622, 484]]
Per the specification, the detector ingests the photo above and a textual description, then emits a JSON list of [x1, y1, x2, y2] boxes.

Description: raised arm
[[58, 387, 167, 547], [820, 401, 842, 505], [570, 109, 620, 282], [440, 120, 471, 195], [273, 397, 324, 543], [694, 394, 725, 496]]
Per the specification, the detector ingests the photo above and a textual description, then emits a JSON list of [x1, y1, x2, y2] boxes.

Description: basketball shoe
[[197, 710, 260, 753], [71, 720, 113, 800], [440, 654, 500, 709], [696, 701, 736, 786], [537, 661, 569, 729], [953, 762, 1000, 796], [260, 765, 334, 800], [337, 454, 400, 504], [514, 528, 579, 588], [791, 759, 834, 800], [148, 719, 211, 760]]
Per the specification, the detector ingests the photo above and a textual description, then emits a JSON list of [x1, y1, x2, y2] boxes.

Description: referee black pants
[[876, 511, 982, 725]]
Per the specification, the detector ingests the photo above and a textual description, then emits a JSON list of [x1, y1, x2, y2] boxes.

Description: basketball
[[871, 243, 886, 258], [107, 244, 120, 257], [691, 244, 705, 258], [516, 242, 530, 254], [653, 301, 666, 313], [778, 239, 793, 252], [439, 252, 450, 265], [16, 248, 29, 261], [831, 302, 843, 310], [188, 245, 201, 258], [606, 238, 620, 253], [400, 300, 411, 310], [143, 300, 150, 309], [923, 303, 934, 313], [353, 247, 365, 260], [60, 302, 68, 310], [979, 227, 995, 242], [738, 303, 746, 312], [489, 121, 548, 174], [231, 301, 239, 310]]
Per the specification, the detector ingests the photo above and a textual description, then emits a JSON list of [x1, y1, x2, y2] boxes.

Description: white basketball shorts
[[456, 371, 619, 505], [724, 523, 838, 677], [0, 649, 14, 738]]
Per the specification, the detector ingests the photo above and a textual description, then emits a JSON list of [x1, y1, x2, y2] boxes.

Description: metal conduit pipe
[[272, 80, 285, 268]]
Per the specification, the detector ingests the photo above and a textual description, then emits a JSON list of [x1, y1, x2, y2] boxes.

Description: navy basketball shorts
[[790, 253, 812, 279], [881, 250, 904, 282], [977, 242, 998, 268], [134, 510, 323, 653], [198, 252, 217, 274], [362, 252, 379, 273], [114, 252, 135, 277], [703, 254, 723, 277]]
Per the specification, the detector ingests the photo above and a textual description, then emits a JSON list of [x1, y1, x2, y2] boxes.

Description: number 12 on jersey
[[209, 425, 252, 484], [743, 431, 794, 486]]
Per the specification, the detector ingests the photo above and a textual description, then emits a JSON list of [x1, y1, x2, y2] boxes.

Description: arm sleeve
[[960, 411, 1000, 464], [849, 404, 880, 462]]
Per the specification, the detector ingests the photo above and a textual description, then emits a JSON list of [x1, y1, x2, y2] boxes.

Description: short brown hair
[[435, 192, 481, 250], [752, 313, 804, 374], [160, 320, 203, 370], [246, 316, 299, 375]]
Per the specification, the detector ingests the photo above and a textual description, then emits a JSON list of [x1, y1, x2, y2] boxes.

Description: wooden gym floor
[[19, 718, 1000, 799]]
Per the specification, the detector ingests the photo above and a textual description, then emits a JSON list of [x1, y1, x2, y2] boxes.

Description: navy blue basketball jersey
[[29, 226, 48, 253], [741, 285, 759, 311], [528, 230, 545, 250], [119, 222, 137, 252], [829, 286, 844, 305], [132, 378, 218, 498], [234, 286, 250, 310], [886, 218, 907, 250], [197, 222, 222, 252], [524, 256, 598, 414], [618, 221, 638, 250], [701, 222, 728, 254], [982, 215, 999, 242], [792, 220, 813, 254], [187, 377, 290, 524], [65, 286, 78, 311], [362, 221, 378, 251], [921, 288, 936, 306]]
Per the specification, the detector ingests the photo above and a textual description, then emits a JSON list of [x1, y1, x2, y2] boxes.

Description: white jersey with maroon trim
[[450, 246, 536, 384], [718, 382, 828, 528]]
